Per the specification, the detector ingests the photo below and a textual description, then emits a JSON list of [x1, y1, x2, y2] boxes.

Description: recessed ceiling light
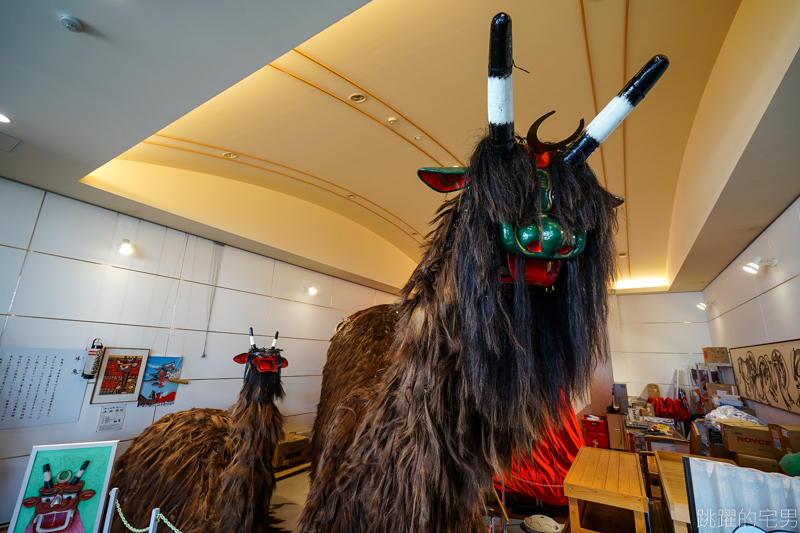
[[388, 117, 398, 124], [223, 152, 238, 159], [414, 136, 422, 140], [349, 93, 366, 103], [0, 113, 11, 124], [618, 252, 627, 257]]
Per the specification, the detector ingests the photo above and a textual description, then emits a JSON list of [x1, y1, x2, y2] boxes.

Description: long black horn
[[563, 55, 669, 166], [488, 13, 514, 154]]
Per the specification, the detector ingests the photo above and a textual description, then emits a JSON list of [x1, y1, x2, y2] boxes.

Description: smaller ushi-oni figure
[[22, 462, 95, 533]]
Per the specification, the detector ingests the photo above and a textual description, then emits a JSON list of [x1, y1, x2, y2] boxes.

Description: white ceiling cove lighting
[[743, 256, 778, 274], [118, 239, 134, 255], [613, 278, 668, 290], [697, 300, 717, 310]]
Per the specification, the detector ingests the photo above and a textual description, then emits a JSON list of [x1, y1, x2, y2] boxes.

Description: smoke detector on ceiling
[[60, 14, 84, 33]]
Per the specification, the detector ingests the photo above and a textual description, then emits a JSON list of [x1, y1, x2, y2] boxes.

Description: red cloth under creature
[[493, 406, 585, 506]]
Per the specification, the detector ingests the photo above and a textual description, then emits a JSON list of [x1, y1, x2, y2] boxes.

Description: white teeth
[[487, 74, 514, 125], [584, 96, 634, 144]]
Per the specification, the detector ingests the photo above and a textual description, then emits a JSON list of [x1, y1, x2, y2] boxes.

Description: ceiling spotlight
[[222, 152, 238, 159], [388, 117, 398, 124], [743, 256, 778, 274], [697, 300, 716, 310], [618, 252, 628, 258], [414, 136, 422, 140], [0, 113, 11, 124], [304, 285, 317, 296], [349, 93, 367, 103], [118, 239, 134, 255]]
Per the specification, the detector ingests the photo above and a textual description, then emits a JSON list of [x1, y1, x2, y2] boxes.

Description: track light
[[743, 256, 778, 274], [697, 300, 716, 310], [118, 239, 134, 255]]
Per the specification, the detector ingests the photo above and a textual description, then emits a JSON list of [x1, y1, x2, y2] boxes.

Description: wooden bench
[[564, 447, 648, 533]]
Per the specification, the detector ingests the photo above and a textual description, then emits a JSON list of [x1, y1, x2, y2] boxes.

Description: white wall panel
[[12, 253, 105, 321], [0, 246, 26, 313], [272, 261, 334, 307], [758, 274, 800, 343], [267, 298, 332, 341], [375, 290, 399, 306], [216, 246, 275, 295], [0, 455, 33, 525], [180, 236, 215, 284], [0, 180, 44, 249], [622, 353, 705, 384], [0, 316, 93, 349], [618, 322, 710, 354], [618, 292, 708, 324], [280, 375, 323, 417], [707, 299, 769, 349], [179, 331, 255, 380], [609, 352, 627, 382], [284, 413, 316, 433], [702, 247, 759, 320], [207, 286, 271, 335], [332, 278, 375, 312], [29, 195, 118, 264], [171, 280, 212, 331], [748, 201, 800, 295], [279, 338, 328, 377]]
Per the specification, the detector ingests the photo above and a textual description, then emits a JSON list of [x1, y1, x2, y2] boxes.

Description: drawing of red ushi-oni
[[22, 462, 95, 533], [101, 356, 141, 395]]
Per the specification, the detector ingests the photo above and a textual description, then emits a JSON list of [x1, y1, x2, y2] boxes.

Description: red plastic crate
[[582, 415, 608, 434]]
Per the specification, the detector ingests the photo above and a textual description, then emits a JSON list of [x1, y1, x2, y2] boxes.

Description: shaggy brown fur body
[[110, 371, 284, 533], [299, 140, 618, 533]]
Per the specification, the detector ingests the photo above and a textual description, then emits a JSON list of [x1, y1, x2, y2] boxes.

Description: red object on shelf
[[582, 415, 609, 449]]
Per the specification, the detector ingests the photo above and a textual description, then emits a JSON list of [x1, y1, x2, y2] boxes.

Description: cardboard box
[[768, 424, 800, 460], [709, 442, 735, 460], [273, 432, 310, 468], [733, 452, 779, 473], [647, 383, 661, 399], [719, 420, 776, 458], [703, 347, 730, 364], [707, 383, 737, 396]]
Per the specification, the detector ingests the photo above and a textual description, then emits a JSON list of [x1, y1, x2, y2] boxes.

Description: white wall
[[609, 292, 711, 403], [703, 196, 800, 426], [0, 177, 397, 523]]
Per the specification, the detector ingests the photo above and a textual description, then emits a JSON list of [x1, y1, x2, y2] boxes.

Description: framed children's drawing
[[90, 348, 150, 404], [8, 440, 118, 533]]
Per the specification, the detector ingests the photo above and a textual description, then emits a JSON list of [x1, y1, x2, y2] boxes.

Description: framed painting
[[8, 440, 118, 533], [730, 339, 800, 414], [90, 348, 150, 404]]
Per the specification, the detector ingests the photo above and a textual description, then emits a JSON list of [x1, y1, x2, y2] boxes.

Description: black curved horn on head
[[526, 111, 585, 155], [563, 55, 669, 166], [488, 13, 514, 154]]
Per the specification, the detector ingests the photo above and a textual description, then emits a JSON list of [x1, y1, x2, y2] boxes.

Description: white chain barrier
[[108, 489, 183, 533]]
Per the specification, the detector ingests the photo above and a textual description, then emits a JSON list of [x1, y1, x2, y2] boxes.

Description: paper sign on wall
[[96, 404, 126, 432], [0, 348, 88, 430]]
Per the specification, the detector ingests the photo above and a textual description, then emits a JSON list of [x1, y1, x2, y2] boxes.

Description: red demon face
[[22, 474, 95, 533]]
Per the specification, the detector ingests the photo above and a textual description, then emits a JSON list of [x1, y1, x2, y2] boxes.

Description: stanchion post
[[103, 488, 119, 533], [148, 508, 160, 533]]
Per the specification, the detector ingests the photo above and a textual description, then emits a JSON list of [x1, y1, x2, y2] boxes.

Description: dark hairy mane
[[299, 135, 618, 533]]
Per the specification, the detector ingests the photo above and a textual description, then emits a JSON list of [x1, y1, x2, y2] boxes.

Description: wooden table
[[564, 447, 648, 533], [654, 450, 736, 533]]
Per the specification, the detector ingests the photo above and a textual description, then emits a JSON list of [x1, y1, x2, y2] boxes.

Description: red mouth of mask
[[501, 253, 561, 287], [233, 352, 288, 373]]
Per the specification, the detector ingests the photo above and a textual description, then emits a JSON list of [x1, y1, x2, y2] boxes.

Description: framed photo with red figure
[[90, 348, 150, 404], [8, 440, 118, 533]]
